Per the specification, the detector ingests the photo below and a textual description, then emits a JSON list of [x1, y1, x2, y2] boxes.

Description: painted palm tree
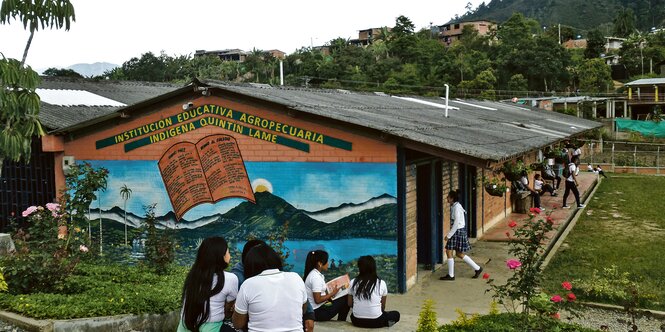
[[120, 184, 132, 246]]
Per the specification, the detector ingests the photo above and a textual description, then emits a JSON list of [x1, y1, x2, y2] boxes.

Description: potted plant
[[500, 160, 531, 182], [483, 176, 508, 197]]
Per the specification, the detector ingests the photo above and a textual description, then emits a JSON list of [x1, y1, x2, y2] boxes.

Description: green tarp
[[615, 118, 665, 138]]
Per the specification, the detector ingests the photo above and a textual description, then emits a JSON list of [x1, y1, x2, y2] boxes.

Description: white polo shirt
[[304, 269, 327, 310], [235, 269, 307, 332], [349, 278, 388, 319], [209, 272, 238, 322]]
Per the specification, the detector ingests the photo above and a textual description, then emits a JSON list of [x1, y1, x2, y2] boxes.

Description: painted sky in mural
[[86, 160, 397, 221]]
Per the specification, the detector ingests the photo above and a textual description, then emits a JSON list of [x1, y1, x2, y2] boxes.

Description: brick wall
[[405, 164, 418, 289]]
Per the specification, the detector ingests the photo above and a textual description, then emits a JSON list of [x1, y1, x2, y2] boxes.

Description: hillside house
[[625, 78, 665, 119], [438, 20, 495, 46]]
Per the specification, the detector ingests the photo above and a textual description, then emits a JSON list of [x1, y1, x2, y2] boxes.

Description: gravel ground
[[0, 320, 25, 332], [565, 307, 665, 332]]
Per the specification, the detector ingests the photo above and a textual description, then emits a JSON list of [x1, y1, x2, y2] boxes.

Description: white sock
[[463, 255, 480, 271], [447, 258, 455, 277]]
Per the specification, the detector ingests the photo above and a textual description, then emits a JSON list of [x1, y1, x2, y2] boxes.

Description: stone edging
[[0, 309, 179, 332], [581, 301, 665, 320]]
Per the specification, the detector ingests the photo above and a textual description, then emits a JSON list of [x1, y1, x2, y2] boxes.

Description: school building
[[0, 77, 601, 292]]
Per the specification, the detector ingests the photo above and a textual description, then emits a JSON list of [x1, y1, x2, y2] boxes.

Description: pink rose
[[551, 312, 560, 320], [46, 203, 61, 212], [529, 207, 541, 214], [561, 281, 572, 290], [506, 259, 522, 269], [79, 245, 89, 253], [550, 295, 562, 303], [508, 220, 517, 228], [22, 206, 38, 217]]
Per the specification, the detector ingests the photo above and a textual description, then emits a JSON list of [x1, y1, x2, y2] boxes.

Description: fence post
[[612, 143, 615, 172], [634, 145, 637, 174]]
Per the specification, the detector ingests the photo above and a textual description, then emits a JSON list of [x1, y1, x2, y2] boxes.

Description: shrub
[[438, 312, 597, 332], [0, 268, 7, 292], [417, 299, 438, 332], [1, 204, 90, 294], [143, 204, 175, 275], [0, 263, 187, 319]]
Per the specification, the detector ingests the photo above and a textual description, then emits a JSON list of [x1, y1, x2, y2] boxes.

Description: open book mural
[[158, 134, 255, 219]]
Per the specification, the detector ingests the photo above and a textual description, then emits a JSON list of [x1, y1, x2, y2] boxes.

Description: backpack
[[562, 163, 572, 178]]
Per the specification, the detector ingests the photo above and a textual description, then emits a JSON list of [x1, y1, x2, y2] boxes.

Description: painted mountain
[[96, 192, 397, 240]]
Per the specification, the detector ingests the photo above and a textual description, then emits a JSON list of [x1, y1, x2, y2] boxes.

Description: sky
[[0, 0, 482, 71]]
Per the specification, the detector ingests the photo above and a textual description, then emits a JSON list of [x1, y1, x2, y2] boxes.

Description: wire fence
[[581, 140, 664, 174]]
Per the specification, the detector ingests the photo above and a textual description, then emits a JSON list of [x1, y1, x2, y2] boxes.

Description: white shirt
[[349, 278, 388, 319], [534, 179, 543, 191], [304, 269, 327, 310], [587, 164, 594, 172], [447, 202, 466, 239], [235, 269, 307, 332], [567, 163, 576, 182], [572, 148, 582, 156], [181, 271, 238, 323]]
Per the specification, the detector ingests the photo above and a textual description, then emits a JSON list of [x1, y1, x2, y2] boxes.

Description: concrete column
[[628, 87, 632, 100]]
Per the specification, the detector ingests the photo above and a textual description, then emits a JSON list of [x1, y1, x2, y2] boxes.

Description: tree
[[43, 67, 83, 78], [585, 29, 605, 59], [577, 58, 612, 93], [508, 74, 528, 92], [613, 7, 636, 38], [120, 184, 132, 246], [0, 0, 75, 178]]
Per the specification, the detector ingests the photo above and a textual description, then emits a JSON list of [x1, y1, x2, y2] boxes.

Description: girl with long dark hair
[[440, 189, 483, 281], [303, 250, 350, 321], [178, 236, 238, 332], [347, 256, 400, 328], [232, 244, 308, 332]]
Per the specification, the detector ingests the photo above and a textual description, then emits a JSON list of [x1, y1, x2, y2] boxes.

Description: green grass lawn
[[543, 174, 665, 311]]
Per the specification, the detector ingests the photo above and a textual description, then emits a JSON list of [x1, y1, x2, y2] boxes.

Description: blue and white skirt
[[445, 230, 471, 252]]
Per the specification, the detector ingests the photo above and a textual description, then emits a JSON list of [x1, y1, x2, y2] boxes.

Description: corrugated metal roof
[[202, 80, 601, 161], [37, 88, 126, 107], [626, 78, 665, 86], [551, 96, 609, 103], [37, 77, 182, 130]]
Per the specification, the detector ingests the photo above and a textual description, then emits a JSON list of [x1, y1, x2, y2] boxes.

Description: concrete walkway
[[316, 172, 599, 332]]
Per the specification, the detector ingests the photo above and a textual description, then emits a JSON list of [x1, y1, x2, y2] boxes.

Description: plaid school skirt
[[445, 230, 471, 252]]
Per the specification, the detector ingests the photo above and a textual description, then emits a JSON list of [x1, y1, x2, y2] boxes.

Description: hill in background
[[67, 62, 118, 77], [462, 0, 665, 33]]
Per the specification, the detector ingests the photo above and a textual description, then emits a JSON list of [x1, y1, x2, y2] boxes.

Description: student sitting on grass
[[347, 256, 400, 328]]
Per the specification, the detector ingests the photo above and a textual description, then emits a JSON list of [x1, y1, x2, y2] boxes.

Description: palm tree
[[120, 184, 132, 246]]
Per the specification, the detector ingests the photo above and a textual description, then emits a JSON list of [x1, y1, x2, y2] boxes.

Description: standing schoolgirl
[[304, 250, 350, 321], [440, 190, 483, 281], [347, 256, 400, 328], [178, 236, 239, 332]]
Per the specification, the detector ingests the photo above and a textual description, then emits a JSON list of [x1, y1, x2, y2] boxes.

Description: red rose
[[482, 273, 490, 279], [567, 293, 576, 302], [561, 281, 572, 290], [508, 220, 517, 228]]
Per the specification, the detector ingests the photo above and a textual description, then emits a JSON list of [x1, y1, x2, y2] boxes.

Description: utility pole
[[558, 24, 561, 44]]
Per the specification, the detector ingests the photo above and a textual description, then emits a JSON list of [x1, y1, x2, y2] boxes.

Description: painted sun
[[251, 178, 273, 193]]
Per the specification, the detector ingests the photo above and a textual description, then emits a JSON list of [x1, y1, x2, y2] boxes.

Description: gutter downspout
[[444, 84, 450, 118]]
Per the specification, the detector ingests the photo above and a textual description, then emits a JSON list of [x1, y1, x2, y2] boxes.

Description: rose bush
[[485, 209, 579, 329], [1, 203, 90, 294]]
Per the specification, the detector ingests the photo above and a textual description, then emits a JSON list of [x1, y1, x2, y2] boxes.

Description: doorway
[[458, 164, 477, 238], [416, 160, 443, 269]]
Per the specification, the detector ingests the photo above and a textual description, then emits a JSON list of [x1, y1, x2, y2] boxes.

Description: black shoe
[[439, 274, 455, 281], [472, 267, 483, 279]]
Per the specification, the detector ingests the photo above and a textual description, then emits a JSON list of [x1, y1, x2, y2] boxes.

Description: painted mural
[[84, 159, 398, 288]]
